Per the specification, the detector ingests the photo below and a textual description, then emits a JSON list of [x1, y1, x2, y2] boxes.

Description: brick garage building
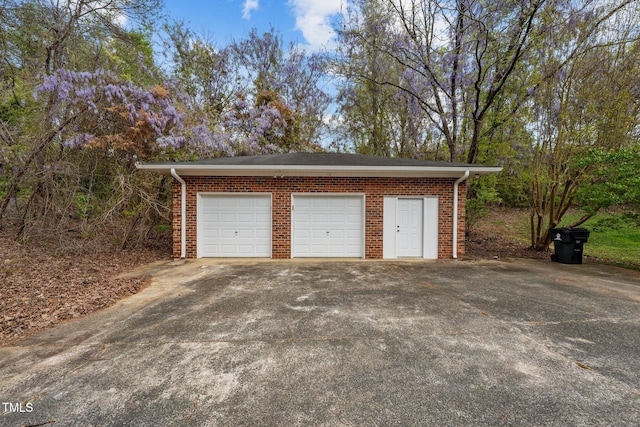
[[137, 153, 501, 260]]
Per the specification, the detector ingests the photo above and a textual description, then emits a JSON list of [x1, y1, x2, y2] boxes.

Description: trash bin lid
[[567, 228, 590, 237], [550, 227, 589, 242]]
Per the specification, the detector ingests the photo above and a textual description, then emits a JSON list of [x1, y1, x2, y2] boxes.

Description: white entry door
[[198, 194, 271, 257], [383, 197, 438, 259], [292, 195, 364, 257], [396, 198, 424, 257]]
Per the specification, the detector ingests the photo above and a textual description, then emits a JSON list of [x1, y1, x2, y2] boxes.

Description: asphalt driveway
[[1, 259, 639, 426]]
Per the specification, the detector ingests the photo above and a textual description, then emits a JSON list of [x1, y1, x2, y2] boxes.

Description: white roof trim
[[136, 163, 502, 178]]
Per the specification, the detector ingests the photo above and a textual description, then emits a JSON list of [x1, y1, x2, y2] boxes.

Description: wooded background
[[1, 0, 639, 253]]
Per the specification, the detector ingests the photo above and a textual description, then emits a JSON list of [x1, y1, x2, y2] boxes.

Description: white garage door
[[292, 195, 364, 257], [198, 194, 271, 257]]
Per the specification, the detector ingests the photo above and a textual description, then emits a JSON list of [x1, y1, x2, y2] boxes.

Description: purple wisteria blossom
[[63, 133, 94, 148], [33, 69, 186, 155]]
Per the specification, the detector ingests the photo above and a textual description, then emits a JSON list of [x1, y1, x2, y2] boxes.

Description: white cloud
[[113, 12, 128, 28], [243, 0, 259, 19], [288, 0, 343, 50]]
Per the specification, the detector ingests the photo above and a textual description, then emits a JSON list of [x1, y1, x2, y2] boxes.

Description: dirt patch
[[466, 207, 552, 261], [0, 237, 169, 347], [466, 229, 552, 261]]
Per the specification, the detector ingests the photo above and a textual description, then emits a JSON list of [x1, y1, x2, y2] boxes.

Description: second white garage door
[[292, 195, 364, 258], [198, 194, 271, 257]]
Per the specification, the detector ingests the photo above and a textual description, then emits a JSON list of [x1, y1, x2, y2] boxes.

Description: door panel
[[397, 198, 424, 257]]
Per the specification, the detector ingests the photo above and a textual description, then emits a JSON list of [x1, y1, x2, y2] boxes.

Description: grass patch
[[481, 208, 531, 244], [569, 213, 640, 267], [474, 207, 640, 269]]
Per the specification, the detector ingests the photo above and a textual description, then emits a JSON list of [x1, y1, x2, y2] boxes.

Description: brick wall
[[172, 176, 466, 259]]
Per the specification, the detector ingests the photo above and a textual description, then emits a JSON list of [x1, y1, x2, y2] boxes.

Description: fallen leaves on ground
[[0, 237, 168, 347]]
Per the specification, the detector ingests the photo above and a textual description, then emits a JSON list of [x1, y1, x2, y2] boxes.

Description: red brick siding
[[172, 176, 466, 259]]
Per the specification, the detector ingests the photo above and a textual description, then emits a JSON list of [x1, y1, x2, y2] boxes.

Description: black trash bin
[[550, 228, 590, 264]]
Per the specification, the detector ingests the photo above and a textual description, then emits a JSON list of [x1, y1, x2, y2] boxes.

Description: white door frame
[[291, 193, 366, 258], [197, 192, 272, 258], [383, 196, 439, 259]]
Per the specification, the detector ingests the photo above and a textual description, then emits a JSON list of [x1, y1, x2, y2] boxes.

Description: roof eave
[[135, 163, 502, 178]]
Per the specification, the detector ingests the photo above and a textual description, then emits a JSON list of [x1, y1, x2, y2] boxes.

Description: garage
[[198, 194, 271, 257], [137, 152, 502, 259], [292, 195, 364, 258]]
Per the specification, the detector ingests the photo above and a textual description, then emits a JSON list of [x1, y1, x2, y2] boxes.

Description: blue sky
[[162, 0, 344, 50]]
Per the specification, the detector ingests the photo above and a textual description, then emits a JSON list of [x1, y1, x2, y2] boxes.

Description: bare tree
[[338, 0, 547, 163]]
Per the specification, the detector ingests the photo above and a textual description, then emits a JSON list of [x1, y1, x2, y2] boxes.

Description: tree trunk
[[0, 113, 82, 226]]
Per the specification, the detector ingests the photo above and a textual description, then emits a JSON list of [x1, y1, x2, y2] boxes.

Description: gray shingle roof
[[136, 152, 502, 177], [158, 152, 487, 168]]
